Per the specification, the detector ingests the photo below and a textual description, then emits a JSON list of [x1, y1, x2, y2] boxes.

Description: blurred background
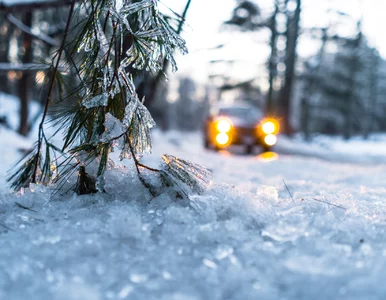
[[1, 0, 386, 141]]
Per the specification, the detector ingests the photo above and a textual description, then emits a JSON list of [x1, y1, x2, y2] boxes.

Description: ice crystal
[[110, 0, 155, 34], [101, 113, 126, 142], [96, 20, 109, 56], [117, 67, 135, 93], [151, 15, 188, 72], [77, 33, 94, 53], [119, 7, 187, 73], [160, 154, 213, 195], [102, 65, 114, 92], [135, 28, 165, 39], [129, 102, 156, 155], [120, 0, 155, 15], [114, 0, 123, 12], [82, 93, 109, 109], [119, 144, 131, 161], [122, 95, 139, 127]]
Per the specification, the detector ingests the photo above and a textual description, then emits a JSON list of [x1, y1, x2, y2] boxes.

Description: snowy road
[[1, 130, 386, 299]]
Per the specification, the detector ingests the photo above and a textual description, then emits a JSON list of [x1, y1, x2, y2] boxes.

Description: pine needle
[[312, 198, 346, 210], [0, 222, 14, 232], [15, 201, 37, 212], [282, 179, 294, 202]]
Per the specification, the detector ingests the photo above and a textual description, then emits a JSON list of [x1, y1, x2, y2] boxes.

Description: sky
[[161, 0, 386, 85]]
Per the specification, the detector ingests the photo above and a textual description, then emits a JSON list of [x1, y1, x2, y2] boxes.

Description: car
[[203, 104, 279, 153]]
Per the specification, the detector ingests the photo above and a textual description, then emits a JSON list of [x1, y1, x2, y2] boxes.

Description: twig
[[15, 201, 37, 212], [32, 0, 77, 183], [0, 222, 14, 232], [127, 137, 158, 197], [7, 13, 58, 47], [0, 63, 61, 72], [312, 198, 346, 210], [136, 161, 160, 173], [282, 179, 294, 202]]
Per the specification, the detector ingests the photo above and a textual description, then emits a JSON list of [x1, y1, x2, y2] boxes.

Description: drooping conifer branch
[[8, 0, 212, 198], [32, 0, 77, 184]]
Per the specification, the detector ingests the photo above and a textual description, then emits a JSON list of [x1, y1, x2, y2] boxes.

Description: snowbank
[[276, 134, 386, 164], [2, 89, 386, 299]]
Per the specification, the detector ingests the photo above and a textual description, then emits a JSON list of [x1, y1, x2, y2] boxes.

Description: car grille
[[234, 126, 255, 136], [231, 126, 258, 144]]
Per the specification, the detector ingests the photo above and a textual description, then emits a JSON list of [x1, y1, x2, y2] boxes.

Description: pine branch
[[33, 0, 77, 183], [8, 0, 189, 195], [7, 13, 58, 47]]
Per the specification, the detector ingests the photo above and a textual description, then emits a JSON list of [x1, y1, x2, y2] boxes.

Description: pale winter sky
[[161, 0, 386, 86]]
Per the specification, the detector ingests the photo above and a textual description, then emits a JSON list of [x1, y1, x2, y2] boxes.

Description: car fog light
[[216, 133, 230, 145], [264, 134, 277, 146]]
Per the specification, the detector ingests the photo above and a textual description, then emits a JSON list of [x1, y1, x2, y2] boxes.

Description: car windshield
[[218, 107, 263, 120]]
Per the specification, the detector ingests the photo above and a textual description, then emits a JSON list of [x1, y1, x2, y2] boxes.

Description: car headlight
[[261, 119, 279, 134], [215, 133, 230, 145], [216, 119, 232, 133]]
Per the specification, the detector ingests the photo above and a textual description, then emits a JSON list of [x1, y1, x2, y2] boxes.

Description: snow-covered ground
[[2, 96, 386, 299]]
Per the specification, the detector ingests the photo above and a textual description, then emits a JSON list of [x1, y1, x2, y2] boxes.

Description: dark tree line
[[225, 0, 301, 135], [0, 0, 193, 136], [225, 0, 386, 139], [0, 0, 69, 136]]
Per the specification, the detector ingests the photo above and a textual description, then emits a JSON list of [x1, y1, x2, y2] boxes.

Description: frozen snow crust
[[2, 96, 386, 300], [1, 156, 386, 300]]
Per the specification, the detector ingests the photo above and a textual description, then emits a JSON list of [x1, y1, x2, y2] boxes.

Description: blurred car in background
[[203, 104, 279, 153]]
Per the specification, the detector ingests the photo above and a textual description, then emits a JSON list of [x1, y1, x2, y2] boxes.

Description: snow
[[2, 94, 386, 299]]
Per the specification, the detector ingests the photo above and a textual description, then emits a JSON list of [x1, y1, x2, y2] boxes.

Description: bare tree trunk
[[18, 11, 33, 136], [0, 17, 13, 95], [280, 0, 301, 135], [266, 0, 278, 116], [301, 27, 328, 141], [363, 50, 378, 139], [343, 21, 362, 140]]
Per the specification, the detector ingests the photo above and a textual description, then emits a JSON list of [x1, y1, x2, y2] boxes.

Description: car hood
[[226, 116, 260, 127]]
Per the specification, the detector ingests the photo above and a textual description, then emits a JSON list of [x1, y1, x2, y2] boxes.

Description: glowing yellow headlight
[[264, 134, 277, 146], [216, 119, 232, 133], [216, 133, 230, 145], [262, 121, 276, 134]]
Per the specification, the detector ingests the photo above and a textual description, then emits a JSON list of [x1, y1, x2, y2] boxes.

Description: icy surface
[[3, 88, 386, 299], [2, 129, 386, 299], [82, 93, 109, 109], [100, 113, 126, 142]]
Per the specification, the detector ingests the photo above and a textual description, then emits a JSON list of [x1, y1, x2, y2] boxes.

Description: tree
[[225, 0, 276, 115], [225, 0, 302, 134], [135, 0, 192, 130], [0, 0, 71, 135], [8, 0, 212, 198], [279, 0, 301, 135], [299, 20, 385, 139]]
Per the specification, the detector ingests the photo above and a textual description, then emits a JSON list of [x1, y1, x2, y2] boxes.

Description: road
[[147, 130, 386, 199]]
